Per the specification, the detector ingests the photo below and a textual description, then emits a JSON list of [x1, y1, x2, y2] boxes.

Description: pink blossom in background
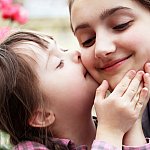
[[1, 4, 20, 20], [13, 6, 28, 24], [0, 0, 28, 40], [0, 0, 12, 9], [0, 0, 28, 24]]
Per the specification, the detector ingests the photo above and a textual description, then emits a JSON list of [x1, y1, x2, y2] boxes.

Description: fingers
[[94, 80, 109, 102], [144, 62, 150, 90], [143, 73, 150, 90], [127, 71, 150, 114], [142, 73, 150, 107], [134, 100, 143, 116], [132, 86, 148, 105], [94, 80, 109, 117], [144, 62, 150, 102], [123, 71, 144, 102], [144, 62, 150, 74], [111, 70, 136, 97], [134, 87, 148, 115], [139, 87, 149, 105]]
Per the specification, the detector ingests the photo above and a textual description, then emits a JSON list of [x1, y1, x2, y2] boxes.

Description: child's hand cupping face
[[123, 64, 150, 146], [94, 70, 149, 141]]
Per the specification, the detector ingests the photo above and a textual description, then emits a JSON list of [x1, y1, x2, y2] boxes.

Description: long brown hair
[[0, 31, 68, 150]]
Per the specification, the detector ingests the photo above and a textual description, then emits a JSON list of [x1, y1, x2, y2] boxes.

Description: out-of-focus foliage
[[0, 131, 12, 150]]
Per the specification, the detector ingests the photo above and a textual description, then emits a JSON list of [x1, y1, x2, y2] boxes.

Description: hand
[[123, 65, 150, 146], [95, 70, 147, 133], [94, 70, 148, 148], [144, 62, 150, 108]]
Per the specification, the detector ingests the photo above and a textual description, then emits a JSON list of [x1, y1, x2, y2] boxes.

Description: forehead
[[71, 0, 139, 30], [14, 36, 56, 63], [71, 0, 136, 12]]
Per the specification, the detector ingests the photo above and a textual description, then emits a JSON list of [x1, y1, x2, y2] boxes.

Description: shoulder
[[13, 141, 49, 150]]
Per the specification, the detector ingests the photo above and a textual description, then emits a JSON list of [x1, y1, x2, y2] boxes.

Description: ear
[[29, 109, 55, 128]]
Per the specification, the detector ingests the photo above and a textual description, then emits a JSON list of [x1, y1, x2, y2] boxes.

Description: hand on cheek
[[143, 62, 150, 113], [94, 70, 146, 148], [123, 68, 150, 146]]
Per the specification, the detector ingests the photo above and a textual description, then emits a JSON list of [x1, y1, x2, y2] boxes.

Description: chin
[[109, 70, 131, 91], [109, 84, 116, 92], [109, 78, 122, 92]]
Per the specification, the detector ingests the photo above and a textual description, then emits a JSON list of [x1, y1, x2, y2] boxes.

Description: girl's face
[[22, 37, 98, 120], [71, 0, 150, 90]]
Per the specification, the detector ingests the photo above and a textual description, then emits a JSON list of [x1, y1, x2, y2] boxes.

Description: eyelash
[[113, 20, 133, 31], [57, 59, 64, 69], [60, 48, 68, 52], [81, 20, 133, 48], [81, 36, 96, 48]]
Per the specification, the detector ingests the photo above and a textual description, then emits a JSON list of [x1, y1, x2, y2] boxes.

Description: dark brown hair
[[0, 31, 68, 150], [136, 0, 150, 9]]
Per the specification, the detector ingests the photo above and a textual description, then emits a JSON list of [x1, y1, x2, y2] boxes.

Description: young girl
[[68, 0, 150, 146], [0, 30, 149, 150]]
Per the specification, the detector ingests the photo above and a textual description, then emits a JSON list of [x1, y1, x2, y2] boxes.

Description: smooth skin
[[70, 0, 150, 90]]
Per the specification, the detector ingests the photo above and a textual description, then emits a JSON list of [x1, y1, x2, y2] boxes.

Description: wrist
[[96, 124, 124, 149], [123, 121, 146, 146]]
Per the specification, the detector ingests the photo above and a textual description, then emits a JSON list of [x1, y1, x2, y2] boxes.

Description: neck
[[52, 113, 96, 149]]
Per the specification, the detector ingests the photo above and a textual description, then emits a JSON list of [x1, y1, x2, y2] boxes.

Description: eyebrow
[[74, 23, 90, 34], [74, 6, 131, 34], [100, 6, 131, 20]]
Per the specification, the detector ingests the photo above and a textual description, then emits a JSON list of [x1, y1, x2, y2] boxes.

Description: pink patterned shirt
[[13, 138, 150, 150]]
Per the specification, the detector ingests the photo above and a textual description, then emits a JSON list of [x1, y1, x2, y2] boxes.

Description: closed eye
[[61, 48, 68, 52], [113, 20, 133, 31], [81, 36, 95, 48], [56, 59, 64, 69]]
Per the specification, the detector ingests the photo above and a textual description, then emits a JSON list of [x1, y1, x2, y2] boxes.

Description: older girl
[[68, 0, 150, 147]]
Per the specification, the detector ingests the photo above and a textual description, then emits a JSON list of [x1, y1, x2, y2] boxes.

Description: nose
[[68, 50, 81, 63], [95, 33, 116, 59]]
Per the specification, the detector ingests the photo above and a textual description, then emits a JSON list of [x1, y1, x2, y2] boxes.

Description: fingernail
[[102, 80, 108, 84], [129, 70, 136, 75], [146, 63, 150, 67], [145, 73, 150, 77], [137, 70, 144, 75]]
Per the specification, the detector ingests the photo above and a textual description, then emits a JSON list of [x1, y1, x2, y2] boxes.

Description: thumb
[[144, 62, 150, 74], [94, 80, 109, 103]]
